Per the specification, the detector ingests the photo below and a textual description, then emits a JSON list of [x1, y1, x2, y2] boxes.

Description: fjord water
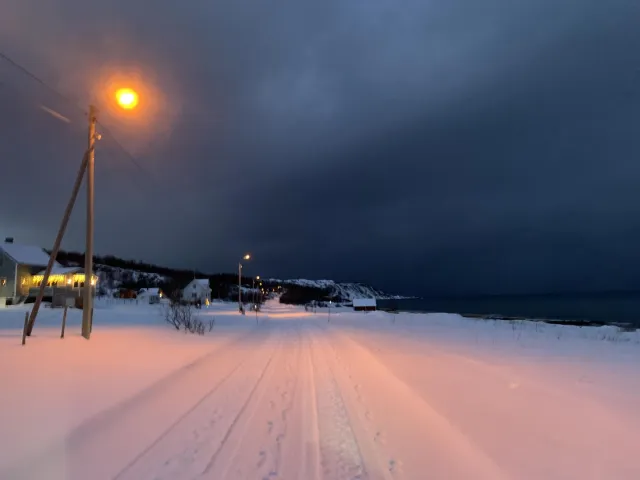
[[379, 292, 640, 327]]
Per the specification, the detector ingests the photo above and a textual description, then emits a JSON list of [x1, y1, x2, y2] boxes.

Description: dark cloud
[[1, 0, 639, 295]]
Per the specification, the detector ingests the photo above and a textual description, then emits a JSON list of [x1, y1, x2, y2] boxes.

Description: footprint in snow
[[389, 458, 404, 474], [374, 431, 387, 445]]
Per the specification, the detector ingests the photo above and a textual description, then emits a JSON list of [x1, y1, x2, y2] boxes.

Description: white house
[[137, 287, 163, 304], [182, 279, 211, 304], [353, 298, 377, 312]]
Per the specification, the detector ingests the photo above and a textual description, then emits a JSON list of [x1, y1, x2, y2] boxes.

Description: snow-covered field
[[1, 300, 639, 479]]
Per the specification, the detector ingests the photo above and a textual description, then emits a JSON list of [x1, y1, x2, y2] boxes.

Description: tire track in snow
[[295, 325, 322, 480], [2, 327, 272, 480], [199, 345, 279, 476], [320, 325, 508, 479], [310, 325, 395, 480], [200, 324, 303, 479], [308, 330, 373, 480], [113, 348, 259, 480], [115, 334, 282, 480]]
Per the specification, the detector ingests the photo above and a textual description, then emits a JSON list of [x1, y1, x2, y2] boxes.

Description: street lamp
[[238, 254, 251, 313], [24, 85, 141, 341], [115, 88, 139, 110], [83, 88, 139, 338]]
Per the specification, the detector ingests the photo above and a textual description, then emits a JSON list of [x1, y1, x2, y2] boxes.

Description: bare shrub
[[162, 299, 214, 335], [162, 301, 183, 330]]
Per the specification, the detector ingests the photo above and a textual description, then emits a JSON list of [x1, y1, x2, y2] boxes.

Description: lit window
[[0, 278, 6, 286]]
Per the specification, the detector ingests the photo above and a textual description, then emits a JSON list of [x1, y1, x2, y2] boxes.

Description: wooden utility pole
[[22, 312, 28, 345], [61, 305, 68, 338], [238, 263, 242, 313], [82, 105, 97, 339], [26, 148, 91, 337]]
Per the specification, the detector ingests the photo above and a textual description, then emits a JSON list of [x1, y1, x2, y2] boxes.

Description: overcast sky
[[1, 0, 639, 295]]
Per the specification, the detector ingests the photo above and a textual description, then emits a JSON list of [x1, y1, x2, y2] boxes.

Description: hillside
[[53, 250, 238, 299], [266, 278, 404, 305], [52, 250, 403, 302], [94, 265, 169, 294], [268, 278, 404, 300]]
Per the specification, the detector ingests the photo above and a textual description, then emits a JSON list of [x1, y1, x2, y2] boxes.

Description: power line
[[0, 49, 155, 181], [0, 49, 86, 115], [97, 121, 154, 177]]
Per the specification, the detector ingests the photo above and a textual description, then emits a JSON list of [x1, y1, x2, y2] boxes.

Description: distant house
[[138, 287, 163, 304], [182, 279, 212, 304], [0, 238, 97, 307], [30, 265, 98, 308], [117, 288, 137, 299], [353, 298, 377, 312], [0, 238, 56, 305]]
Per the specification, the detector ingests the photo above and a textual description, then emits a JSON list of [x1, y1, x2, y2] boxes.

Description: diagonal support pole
[[25, 148, 92, 337]]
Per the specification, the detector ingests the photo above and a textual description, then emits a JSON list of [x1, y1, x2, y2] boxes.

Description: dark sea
[[378, 292, 640, 328]]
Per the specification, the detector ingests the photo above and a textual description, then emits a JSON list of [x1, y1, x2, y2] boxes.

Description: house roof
[[353, 298, 377, 307], [36, 266, 84, 276], [138, 288, 161, 296], [184, 278, 211, 291], [1, 243, 60, 267]]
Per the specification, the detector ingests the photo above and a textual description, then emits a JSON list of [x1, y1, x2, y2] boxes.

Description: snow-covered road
[[2, 301, 639, 479]]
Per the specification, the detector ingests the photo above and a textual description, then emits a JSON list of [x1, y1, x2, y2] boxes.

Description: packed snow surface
[[1, 300, 639, 479]]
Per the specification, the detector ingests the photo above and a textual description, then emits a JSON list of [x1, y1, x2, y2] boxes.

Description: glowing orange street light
[[26, 83, 144, 342], [115, 88, 139, 110]]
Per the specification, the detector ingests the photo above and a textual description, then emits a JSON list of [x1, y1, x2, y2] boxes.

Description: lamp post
[[238, 254, 250, 313], [81, 105, 97, 339], [24, 86, 140, 341], [82, 88, 139, 339], [253, 275, 260, 306]]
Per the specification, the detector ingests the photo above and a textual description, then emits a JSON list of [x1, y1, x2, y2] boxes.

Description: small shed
[[353, 298, 377, 312], [138, 288, 163, 304]]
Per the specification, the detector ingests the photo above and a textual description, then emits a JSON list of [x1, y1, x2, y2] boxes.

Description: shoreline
[[375, 305, 637, 330]]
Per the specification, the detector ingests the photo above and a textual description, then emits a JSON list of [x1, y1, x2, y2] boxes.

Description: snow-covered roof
[[36, 266, 84, 275], [183, 278, 211, 292], [138, 288, 161, 296], [353, 298, 377, 307], [1, 243, 59, 267]]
